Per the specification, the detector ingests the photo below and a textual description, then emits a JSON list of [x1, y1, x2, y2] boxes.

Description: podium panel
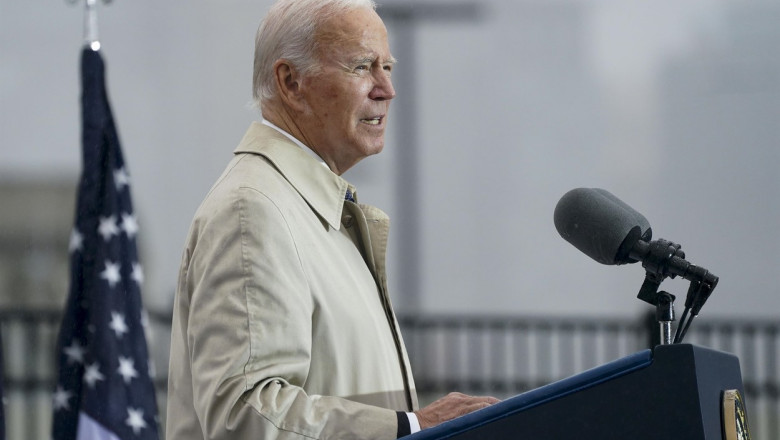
[[406, 344, 745, 440]]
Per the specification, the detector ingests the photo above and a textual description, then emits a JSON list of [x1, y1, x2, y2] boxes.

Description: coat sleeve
[[182, 186, 399, 440]]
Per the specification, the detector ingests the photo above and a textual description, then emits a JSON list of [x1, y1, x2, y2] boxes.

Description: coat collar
[[233, 122, 355, 230]]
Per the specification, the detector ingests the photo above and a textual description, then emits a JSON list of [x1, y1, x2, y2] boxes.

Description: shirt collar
[[234, 122, 355, 230], [262, 118, 344, 173]]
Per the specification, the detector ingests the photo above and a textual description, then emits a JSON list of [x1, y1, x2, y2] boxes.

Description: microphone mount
[[629, 238, 718, 287], [637, 271, 676, 345], [633, 238, 718, 345]]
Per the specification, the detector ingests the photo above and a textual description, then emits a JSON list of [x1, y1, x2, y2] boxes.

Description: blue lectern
[[405, 344, 748, 440]]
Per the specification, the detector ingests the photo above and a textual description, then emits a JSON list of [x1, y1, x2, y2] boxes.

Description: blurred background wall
[[1, 0, 779, 436], [3, 0, 777, 317]]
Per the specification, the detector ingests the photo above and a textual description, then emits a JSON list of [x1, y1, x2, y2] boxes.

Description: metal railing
[[400, 313, 779, 439], [1, 308, 778, 439]]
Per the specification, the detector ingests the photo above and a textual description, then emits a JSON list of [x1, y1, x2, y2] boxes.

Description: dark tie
[[345, 189, 356, 203]]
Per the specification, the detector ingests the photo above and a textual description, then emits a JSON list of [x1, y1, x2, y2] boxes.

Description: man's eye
[[355, 65, 369, 71]]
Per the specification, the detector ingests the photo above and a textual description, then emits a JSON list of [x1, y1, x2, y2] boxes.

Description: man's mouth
[[361, 116, 382, 125]]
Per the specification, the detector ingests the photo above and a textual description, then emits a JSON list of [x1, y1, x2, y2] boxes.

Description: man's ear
[[274, 60, 307, 112]]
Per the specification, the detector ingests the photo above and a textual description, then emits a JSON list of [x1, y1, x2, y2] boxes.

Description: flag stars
[[63, 341, 86, 365], [83, 362, 105, 388], [69, 229, 84, 253], [117, 356, 139, 384], [109, 311, 129, 338], [100, 260, 122, 288], [131, 263, 144, 287], [98, 215, 120, 241], [121, 212, 139, 238], [114, 167, 130, 191], [53, 385, 74, 412], [126, 407, 148, 435]]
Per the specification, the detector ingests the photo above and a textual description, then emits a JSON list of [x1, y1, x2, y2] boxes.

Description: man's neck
[[261, 105, 351, 175], [261, 118, 330, 168]]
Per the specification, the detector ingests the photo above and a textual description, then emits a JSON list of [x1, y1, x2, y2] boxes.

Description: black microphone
[[553, 187, 652, 265], [554, 188, 718, 291]]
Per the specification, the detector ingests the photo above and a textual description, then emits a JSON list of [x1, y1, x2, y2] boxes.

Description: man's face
[[298, 7, 395, 174]]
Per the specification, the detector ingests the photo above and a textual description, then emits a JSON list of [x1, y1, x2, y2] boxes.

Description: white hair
[[252, 0, 377, 108]]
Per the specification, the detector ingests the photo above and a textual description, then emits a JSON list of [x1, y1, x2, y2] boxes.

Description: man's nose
[[369, 70, 395, 101]]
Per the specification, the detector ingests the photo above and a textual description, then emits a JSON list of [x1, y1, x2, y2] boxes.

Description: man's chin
[[368, 143, 385, 156], [357, 139, 385, 158]]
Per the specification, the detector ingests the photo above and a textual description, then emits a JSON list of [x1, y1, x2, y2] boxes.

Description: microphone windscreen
[[554, 188, 652, 265], [593, 188, 652, 242]]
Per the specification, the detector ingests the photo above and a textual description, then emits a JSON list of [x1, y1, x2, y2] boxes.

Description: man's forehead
[[315, 8, 391, 55]]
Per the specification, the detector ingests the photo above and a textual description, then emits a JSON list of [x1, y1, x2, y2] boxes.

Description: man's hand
[[414, 392, 501, 429]]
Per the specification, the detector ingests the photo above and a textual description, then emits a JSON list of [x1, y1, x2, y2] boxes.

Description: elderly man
[[166, 0, 497, 439]]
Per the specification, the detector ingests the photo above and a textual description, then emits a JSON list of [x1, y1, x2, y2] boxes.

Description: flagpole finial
[[68, 0, 114, 51], [84, 0, 100, 51]]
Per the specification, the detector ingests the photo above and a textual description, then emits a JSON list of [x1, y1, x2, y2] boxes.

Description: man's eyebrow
[[351, 55, 397, 65]]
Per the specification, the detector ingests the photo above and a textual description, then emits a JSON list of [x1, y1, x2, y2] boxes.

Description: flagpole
[[84, 0, 100, 51]]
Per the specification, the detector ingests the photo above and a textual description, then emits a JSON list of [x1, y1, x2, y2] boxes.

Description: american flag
[[51, 47, 160, 440]]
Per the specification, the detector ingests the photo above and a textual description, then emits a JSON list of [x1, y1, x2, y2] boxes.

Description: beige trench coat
[[166, 123, 418, 440]]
